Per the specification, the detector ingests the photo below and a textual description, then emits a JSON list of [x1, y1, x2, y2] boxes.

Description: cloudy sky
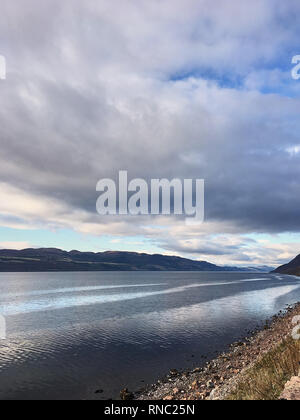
[[1, 0, 300, 267]]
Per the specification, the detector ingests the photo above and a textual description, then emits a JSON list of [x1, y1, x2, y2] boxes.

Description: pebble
[[206, 381, 215, 389]]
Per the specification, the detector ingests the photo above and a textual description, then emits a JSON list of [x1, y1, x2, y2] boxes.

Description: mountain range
[[0, 248, 272, 272]]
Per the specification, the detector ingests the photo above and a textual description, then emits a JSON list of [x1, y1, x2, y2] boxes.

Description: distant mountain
[[272, 254, 300, 276], [243, 265, 275, 273], [0, 248, 257, 272]]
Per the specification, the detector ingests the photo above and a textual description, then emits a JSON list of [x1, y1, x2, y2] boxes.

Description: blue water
[[0, 271, 299, 400]]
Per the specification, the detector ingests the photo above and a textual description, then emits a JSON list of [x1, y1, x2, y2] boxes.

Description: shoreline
[[135, 302, 300, 400]]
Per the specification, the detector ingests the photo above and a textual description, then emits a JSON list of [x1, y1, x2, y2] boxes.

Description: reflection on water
[[0, 271, 299, 400]]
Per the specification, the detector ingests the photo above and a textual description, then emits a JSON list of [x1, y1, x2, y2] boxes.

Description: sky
[[1, 0, 300, 267]]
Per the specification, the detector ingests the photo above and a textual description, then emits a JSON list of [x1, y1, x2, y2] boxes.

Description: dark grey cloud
[[1, 0, 300, 264]]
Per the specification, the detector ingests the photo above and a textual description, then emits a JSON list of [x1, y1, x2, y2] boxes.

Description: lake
[[0, 271, 299, 400]]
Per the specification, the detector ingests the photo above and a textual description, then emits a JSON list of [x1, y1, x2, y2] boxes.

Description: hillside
[[273, 254, 300, 276], [0, 248, 257, 272]]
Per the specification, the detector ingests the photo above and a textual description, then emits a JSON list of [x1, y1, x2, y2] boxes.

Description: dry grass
[[227, 337, 300, 400]]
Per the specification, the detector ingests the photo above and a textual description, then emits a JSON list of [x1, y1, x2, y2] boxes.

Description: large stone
[[120, 388, 134, 400], [280, 376, 300, 400]]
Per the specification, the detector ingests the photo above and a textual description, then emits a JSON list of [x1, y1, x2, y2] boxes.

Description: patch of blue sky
[[0, 226, 164, 254], [168, 68, 244, 90], [167, 48, 300, 97], [245, 232, 300, 245]]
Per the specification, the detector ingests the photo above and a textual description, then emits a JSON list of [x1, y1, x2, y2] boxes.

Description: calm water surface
[[0, 271, 299, 400]]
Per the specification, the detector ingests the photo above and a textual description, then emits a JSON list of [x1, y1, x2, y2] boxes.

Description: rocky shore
[[135, 302, 300, 400]]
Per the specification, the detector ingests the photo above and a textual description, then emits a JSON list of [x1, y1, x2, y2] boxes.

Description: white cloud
[[0, 241, 32, 250]]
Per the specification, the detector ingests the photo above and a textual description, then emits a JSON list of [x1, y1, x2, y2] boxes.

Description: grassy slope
[[227, 337, 300, 400]]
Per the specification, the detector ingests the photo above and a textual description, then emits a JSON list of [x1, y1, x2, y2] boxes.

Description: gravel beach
[[135, 302, 300, 400]]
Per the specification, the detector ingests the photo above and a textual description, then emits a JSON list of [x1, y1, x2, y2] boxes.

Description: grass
[[227, 337, 300, 400]]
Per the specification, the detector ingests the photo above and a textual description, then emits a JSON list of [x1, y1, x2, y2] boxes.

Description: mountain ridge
[[272, 254, 300, 276], [0, 248, 269, 272]]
